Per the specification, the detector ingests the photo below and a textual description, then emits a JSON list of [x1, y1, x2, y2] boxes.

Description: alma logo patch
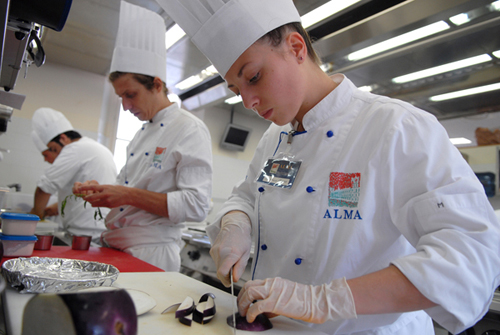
[[328, 172, 360, 208], [151, 147, 166, 169], [153, 147, 166, 162]]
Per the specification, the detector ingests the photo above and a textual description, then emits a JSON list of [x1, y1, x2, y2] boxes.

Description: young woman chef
[[158, 0, 500, 333], [73, 1, 213, 271]]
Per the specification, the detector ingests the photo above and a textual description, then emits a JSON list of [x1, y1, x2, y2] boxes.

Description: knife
[[230, 267, 236, 335]]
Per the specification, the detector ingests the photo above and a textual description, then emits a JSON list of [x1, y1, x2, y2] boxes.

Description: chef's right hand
[[73, 180, 99, 196], [210, 211, 252, 287]]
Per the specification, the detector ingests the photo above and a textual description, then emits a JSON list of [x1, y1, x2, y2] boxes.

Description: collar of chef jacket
[[299, 74, 355, 132], [148, 102, 180, 124]]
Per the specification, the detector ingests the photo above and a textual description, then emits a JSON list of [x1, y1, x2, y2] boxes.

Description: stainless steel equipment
[[0, 104, 13, 135], [0, 0, 72, 121], [180, 226, 252, 290]]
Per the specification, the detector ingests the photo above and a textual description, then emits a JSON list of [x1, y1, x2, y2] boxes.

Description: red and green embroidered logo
[[152, 147, 166, 169], [329, 172, 360, 208]]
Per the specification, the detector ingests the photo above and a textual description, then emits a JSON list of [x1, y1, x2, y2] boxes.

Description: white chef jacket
[[37, 137, 117, 240], [102, 102, 212, 271], [207, 74, 500, 334]]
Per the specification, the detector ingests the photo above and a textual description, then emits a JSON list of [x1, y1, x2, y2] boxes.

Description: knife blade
[[231, 267, 236, 335]]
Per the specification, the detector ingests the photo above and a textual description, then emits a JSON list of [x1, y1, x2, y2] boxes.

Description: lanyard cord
[[273, 131, 289, 156], [273, 129, 307, 156]]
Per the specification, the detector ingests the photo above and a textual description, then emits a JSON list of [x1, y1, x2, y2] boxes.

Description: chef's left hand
[[44, 203, 59, 217], [237, 277, 357, 324], [76, 184, 130, 208]]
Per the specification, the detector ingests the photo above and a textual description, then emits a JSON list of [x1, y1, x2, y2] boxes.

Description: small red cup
[[71, 235, 92, 250], [34, 234, 54, 250]]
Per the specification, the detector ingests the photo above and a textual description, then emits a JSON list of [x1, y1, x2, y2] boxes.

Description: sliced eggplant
[[193, 293, 216, 324], [161, 296, 195, 326], [175, 296, 195, 320], [227, 312, 273, 332], [161, 303, 181, 315], [178, 313, 193, 327]]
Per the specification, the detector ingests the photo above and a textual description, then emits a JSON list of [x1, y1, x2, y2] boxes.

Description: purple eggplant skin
[[193, 303, 217, 324], [178, 315, 193, 327], [227, 312, 273, 332], [175, 296, 195, 319], [193, 292, 216, 324], [59, 289, 138, 335]]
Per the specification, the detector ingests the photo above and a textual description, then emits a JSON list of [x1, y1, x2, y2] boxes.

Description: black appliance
[[476, 172, 496, 198]]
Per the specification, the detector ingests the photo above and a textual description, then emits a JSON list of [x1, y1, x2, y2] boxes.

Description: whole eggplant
[[22, 288, 137, 335]]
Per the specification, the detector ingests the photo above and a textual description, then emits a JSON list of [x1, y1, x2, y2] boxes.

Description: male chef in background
[[72, 1, 213, 271], [30, 107, 117, 244]]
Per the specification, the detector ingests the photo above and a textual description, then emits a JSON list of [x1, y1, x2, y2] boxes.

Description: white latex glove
[[238, 277, 357, 324], [209, 211, 252, 287]]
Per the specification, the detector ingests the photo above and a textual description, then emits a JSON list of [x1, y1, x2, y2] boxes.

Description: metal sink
[[51, 231, 72, 246], [52, 235, 69, 246]]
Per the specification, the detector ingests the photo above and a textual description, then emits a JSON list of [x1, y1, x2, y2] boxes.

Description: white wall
[[7, 62, 107, 130]]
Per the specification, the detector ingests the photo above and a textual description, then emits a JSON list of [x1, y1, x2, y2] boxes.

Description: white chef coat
[[207, 74, 500, 334], [102, 102, 212, 271], [37, 137, 117, 240]]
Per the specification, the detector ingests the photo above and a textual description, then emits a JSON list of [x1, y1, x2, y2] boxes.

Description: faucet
[[7, 183, 21, 192]]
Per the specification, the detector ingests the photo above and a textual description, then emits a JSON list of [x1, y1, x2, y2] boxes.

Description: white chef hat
[[32, 107, 74, 146], [31, 130, 48, 152], [110, 1, 167, 83], [156, 0, 301, 78]]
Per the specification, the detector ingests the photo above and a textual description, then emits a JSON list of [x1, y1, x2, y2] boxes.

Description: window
[[113, 106, 144, 172]]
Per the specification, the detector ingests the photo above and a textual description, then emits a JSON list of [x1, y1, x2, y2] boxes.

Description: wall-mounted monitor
[[220, 123, 251, 151]]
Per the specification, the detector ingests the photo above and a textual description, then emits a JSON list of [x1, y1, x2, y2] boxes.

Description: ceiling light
[[175, 75, 203, 90], [449, 13, 470, 26], [358, 86, 373, 92], [201, 65, 218, 76], [490, 0, 500, 11], [392, 54, 492, 84], [450, 137, 472, 145], [320, 62, 334, 73], [301, 0, 362, 29], [430, 82, 500, 102], [347, 21, 450, 62], [225, 96, 242, 105], [174, 65, 219, 91], [493, 50, 500, 58], [165, 24, 186, 50]]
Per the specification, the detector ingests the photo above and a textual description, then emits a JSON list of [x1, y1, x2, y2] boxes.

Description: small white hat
[[32, 107, 74, 146], [110, 1, 167, 83], [157, 0, 301, 78], [31, 130, 48, 152]]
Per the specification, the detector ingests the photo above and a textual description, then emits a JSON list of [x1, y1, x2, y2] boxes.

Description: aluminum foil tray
[[1, 257, 119, 293]]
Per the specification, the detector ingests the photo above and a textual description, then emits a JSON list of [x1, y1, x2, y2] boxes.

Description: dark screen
[[225, 127, 249, 146]]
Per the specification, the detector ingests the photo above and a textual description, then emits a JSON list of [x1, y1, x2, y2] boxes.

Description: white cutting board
[[4, 272, 327, 335]]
